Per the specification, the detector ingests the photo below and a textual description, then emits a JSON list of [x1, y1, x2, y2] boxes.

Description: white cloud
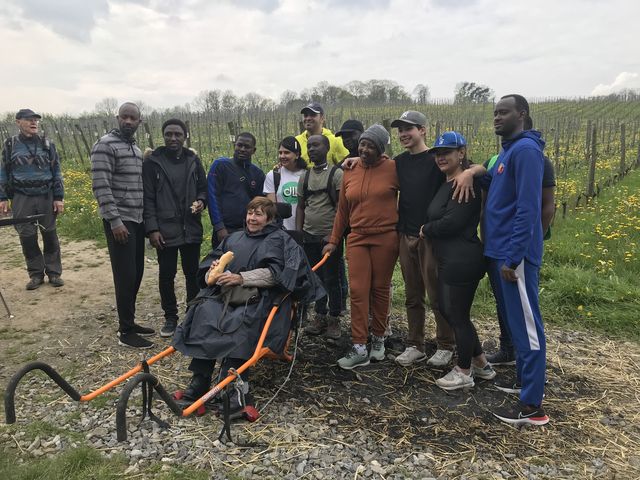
[[0, 0, 639, 114], [591, 72, 640, 96]]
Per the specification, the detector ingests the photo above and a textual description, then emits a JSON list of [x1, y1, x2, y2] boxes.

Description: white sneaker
[[395, 346, 427, 367], [427, 349, 454, 367], [436, 368, 475, 391], [472, 363, 497, 380]]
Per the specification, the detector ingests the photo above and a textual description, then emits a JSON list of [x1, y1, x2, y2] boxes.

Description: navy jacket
[[207, 156, 265, 232], [482, 130, 545, 267]]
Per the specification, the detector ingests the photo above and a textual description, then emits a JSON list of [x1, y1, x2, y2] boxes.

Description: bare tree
[[94, 97, 118, 116], [413, 84, 430, 104]]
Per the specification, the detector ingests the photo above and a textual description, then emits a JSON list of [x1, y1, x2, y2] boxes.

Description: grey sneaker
[[370, 336, 385, 361], [427, 349, 454, 367], [48, 276, 65, 287], [26, 277, 44, 290], [472, 363, 497, 380], [486, 349, 516, 366], [337, 346, 370, 370], [395, 346, 427, 366], [305, 314, 327, 335], [436, 368, 475, 391], [160, 317, 178, 338]]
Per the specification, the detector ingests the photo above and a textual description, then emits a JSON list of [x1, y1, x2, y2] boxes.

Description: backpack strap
[[303, 167, 339, 208], [273, 167, 281, 194], [302, 169, 311, 206], [326, 165, 338, 208]]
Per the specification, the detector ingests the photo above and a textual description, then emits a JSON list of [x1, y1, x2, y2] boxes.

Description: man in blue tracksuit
[[482, 94, 549, 426], [207, 132, 265, 249]]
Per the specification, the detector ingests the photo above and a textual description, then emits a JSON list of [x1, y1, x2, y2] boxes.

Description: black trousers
[[189, 357, 249, 382], [103, 220, 145, 334], [303, 235, 343, 317], [437, 278, 483, 369], [157, 243, 201, 320]]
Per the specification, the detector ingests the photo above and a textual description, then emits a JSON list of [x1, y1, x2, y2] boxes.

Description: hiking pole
[[0, 289, 12, 319]]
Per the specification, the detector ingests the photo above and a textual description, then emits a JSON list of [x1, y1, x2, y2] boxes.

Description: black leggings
[[437, 278, 483, 369], [189, 357, 249, 382]]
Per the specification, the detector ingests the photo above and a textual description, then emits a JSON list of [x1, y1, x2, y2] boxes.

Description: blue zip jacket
[[482, 130, 545, 267], [207, 156, 265, 231]]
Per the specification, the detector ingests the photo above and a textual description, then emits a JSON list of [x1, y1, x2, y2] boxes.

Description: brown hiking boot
[[305, 313, 327, 335], [325, 315, 341, 340]]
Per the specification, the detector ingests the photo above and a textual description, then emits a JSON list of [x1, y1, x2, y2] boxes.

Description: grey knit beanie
[[359, 124, 389, 155]]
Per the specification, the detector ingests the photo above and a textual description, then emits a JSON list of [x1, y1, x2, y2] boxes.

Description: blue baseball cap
[[430, 131, 467, 150]]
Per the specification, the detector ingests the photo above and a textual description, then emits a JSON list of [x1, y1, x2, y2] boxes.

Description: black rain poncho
[[173, 223, 324, 360]]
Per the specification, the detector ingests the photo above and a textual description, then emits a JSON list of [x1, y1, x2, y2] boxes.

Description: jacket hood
[[145, 145, 197, 162], [502, 129, 545, 152]]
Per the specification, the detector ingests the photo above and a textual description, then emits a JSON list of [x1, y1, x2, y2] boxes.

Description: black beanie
[[162, 118, 188, 136], [279, 136, 301, 156]]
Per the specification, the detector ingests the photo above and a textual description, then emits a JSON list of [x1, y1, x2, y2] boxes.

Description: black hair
[[501, 94, 529, 114], [162, 118, 188, 136], [236, 132, 256, 147], [523, 116, 534, 130], [319, 135, 330, 150], [118, 102, 141, 117]]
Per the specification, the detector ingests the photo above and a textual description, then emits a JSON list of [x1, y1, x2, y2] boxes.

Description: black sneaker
[[486, 349, 516, 366], [118, 332, 154, 349], [494, 379, 522, 394], [26, 277, 44, 290], [160, 318, 177, 338], [493, 402, 549, 426], [132, 323, 155, 337], [183, 374, 212, 401]]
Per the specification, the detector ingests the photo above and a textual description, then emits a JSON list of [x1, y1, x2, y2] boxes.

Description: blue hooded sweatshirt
[[482, 130, 545, 267]]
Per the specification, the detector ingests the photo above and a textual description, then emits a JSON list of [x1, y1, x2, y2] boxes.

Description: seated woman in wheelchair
[[173, 196, 323, 409]]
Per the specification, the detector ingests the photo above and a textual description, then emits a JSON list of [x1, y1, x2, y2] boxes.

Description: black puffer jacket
[[142, 147, 207, 247]]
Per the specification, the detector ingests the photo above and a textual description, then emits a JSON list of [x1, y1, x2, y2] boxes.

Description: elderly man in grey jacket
[[91, 102, 155, 349]]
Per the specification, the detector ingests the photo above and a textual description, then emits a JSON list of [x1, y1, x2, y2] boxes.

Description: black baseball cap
[[16, 109, 42, 120], [390, 110, 427, 128], [335, 119, 365, 137], [300, 102, 324, 115]]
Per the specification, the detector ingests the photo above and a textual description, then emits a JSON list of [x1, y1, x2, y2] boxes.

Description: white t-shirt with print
[[263, 167, 305, 231]]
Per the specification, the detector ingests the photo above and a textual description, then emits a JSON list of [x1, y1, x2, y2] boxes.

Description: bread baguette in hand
[[206, 251, 235, 286]]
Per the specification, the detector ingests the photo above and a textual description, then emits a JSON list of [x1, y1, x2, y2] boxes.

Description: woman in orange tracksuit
[[323, 124, 399, 370]]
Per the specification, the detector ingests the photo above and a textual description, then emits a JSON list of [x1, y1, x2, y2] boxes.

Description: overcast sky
[[1, 0, 639, 115]]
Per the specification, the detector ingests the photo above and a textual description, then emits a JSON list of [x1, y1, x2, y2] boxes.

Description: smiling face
[[396, 123, 427, 152], [278, 146, 299, 171], [246, 207, 269, 233], [358, 138, 381, 165], [234, 135, 257, 162], [303, 112, 324, 135], [432, 147, 465, 178], [163, 124, 185, 151], [16, 117, 40, 137]]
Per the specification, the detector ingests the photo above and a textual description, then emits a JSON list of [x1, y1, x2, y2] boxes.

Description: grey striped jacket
[[91, 130, 143, 229]]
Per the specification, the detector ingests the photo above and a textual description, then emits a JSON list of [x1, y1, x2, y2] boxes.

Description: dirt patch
[[1, 230, 640, 478]]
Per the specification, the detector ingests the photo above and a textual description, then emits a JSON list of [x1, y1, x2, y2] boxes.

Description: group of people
[[0, 95, 552, 426]]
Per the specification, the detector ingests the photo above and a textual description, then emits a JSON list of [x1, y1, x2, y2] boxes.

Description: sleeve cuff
[[109, 217, 124, 230]]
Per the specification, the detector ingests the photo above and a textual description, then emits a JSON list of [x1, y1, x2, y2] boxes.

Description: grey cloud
[[16, 0, 109, 42]]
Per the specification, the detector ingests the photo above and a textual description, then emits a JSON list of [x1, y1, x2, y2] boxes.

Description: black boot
[[183, 373, 211, 401]]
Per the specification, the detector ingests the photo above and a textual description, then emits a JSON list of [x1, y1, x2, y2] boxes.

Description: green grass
[[391, 170, 640, 342], [0, 446, 127, 480]]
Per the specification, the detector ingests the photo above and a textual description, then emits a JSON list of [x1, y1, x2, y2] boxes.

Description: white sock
[[354, 343, 367, 355]]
